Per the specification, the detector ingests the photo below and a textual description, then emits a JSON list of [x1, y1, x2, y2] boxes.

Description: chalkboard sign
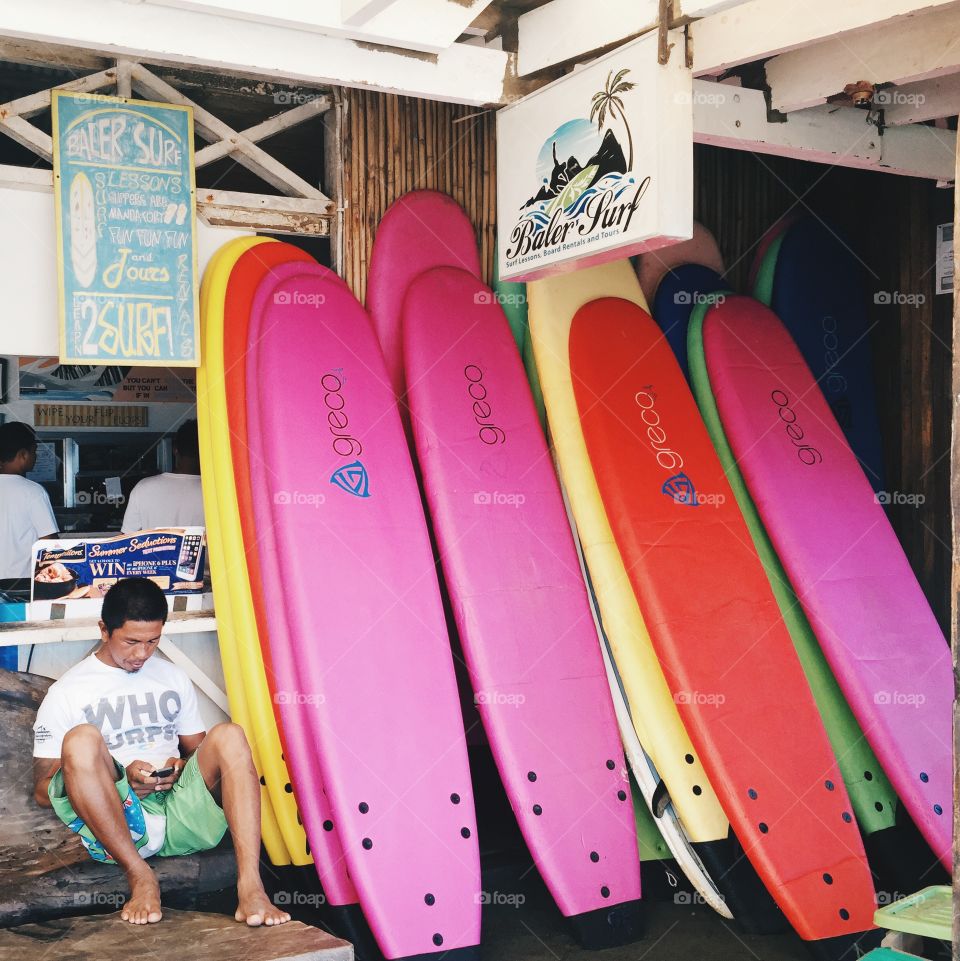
[[52, 91, 199, 367]]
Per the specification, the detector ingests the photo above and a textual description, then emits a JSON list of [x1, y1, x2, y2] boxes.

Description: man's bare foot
[[121, 868, 162, 925], [235, 881, 291, 927]]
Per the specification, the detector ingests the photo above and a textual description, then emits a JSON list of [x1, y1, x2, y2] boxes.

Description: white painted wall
[[0, 187, 250, 358]]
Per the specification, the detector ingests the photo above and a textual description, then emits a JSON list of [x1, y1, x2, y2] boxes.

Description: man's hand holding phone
[[127, 757, 184, 796]]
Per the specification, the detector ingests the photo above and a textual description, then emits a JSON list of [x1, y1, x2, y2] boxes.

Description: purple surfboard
[[248, 270, 481, 960], [703, 295, 952, 870], [402, 266, 643, 948]]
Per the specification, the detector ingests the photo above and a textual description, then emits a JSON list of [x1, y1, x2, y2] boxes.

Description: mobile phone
[[149, 766, 175, 779]]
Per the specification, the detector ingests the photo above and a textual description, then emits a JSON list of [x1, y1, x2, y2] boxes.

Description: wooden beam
[[691, 80, 956, 180], [193, 94, 331, 168], [0, 165, 332, 233], [322, 88, 345, 271], [195, 187, 333, 234], [516, 0, 659, 75], [341, 0, 395, 24], [0, 0, 510, 106], [131, 63, 330, 200], [145, 0, 498, 56], [690, 0, 960, 76], [878, 75, 960, 125], [765, 5, 960, 112]]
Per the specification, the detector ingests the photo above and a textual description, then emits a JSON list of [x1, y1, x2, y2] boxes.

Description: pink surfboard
[[702, 295, 952, 870], [236, 257, 358, 907], [634, 221, 725, 303], [402, 266, 643, 948], [248, 271, 481, 960], [367, 190, 481, 404]]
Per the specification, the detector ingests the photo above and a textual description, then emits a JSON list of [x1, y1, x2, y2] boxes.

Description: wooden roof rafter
[[0, 58, 335, 235]]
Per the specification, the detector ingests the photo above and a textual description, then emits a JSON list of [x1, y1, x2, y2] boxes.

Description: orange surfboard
[[569, 296, 876, 951]]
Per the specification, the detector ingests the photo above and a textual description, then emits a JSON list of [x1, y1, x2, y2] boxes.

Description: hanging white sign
[[496, 32, 693, 282]]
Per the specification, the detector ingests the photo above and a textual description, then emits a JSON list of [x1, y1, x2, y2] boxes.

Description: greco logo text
[[771, 389, 822, 466], [322, 371, 362, 458], [464, 364, 505, 446]]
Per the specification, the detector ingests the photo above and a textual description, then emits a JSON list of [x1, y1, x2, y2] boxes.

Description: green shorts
[[49, 753, 228, 863]]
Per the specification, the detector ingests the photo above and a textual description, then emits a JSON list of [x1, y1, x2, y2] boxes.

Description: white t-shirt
[[121, 473, 205, 534], [0, 474, 57, 579], [33, 652, 206, 771]]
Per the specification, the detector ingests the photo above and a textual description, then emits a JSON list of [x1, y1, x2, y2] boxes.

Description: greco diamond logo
[[662, 472, 697, 506], [330, 460, 370, 498]]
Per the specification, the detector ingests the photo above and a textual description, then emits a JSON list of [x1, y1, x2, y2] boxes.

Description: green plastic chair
[[873, 886, 952, 941]]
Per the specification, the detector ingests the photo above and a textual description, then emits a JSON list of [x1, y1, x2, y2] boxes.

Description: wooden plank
[[691, 80, 956, 181], [148, 0, 495, 55], [0, 909, 353, 959], [194, 95, 332, 168], [0, 0, 510, 106], [0, 115, 52, 162], [690, 0, 960, 76], [0, 609, 217, 647], [516, 0, 659, 75], [0, 67, 119, 121], [879, 74, 960, 125], [0, 166, 331, 230], [765, 4, 960, 112]]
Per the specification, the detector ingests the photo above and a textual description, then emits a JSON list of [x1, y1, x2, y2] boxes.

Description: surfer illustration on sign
[[506, 69, 649, 263]]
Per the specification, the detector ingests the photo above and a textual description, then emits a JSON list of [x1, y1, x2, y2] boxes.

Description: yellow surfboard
[[528, 260, 729, 845], [198, 237, 307, 865]]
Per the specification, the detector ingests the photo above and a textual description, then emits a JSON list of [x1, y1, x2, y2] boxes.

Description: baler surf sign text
[[505, 177, 650, 262]]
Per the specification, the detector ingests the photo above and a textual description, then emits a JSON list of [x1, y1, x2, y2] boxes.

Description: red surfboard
[[569, 296, 876, 948]]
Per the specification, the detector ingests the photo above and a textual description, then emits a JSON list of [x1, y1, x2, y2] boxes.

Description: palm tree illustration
[[589, 68, 636, 170]]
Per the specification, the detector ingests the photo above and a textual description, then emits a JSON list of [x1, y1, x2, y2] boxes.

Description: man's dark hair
[[101, 577, 168, 634], [174, 419, 199, 460], [0, 422, 37, 464]]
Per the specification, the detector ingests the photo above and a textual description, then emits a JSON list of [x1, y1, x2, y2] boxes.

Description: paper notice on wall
[[27, 441, 58, 483], [936, 223, 953, 295], [105, 476, 123, 500]]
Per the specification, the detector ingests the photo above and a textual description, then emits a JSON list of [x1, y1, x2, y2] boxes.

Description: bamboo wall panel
[[341, 89, 496, 302]]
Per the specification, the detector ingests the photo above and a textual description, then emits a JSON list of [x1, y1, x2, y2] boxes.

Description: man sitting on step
[[31, 576, 291, 927]]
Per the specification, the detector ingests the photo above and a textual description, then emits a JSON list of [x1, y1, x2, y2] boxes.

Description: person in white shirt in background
[[0, 422, 58, 582], [122, 420, 204, 534]]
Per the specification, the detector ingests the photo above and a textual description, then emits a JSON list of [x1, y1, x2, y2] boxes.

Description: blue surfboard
[[755, 216, 886, 492], [651, 264, 728, 378]]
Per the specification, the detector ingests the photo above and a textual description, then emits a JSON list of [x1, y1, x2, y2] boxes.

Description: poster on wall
[[496, 32, 693, 282], [18, 357, 196, 402], [52, 91, 199, 367]]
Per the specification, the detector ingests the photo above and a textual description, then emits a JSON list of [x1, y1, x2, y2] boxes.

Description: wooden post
[[323, 87, 345, 275], [953, 116, 960, 961]]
